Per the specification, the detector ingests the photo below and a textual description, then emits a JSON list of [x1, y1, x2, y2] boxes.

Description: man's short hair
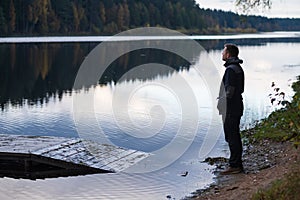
[[224, 43, 239, 57]]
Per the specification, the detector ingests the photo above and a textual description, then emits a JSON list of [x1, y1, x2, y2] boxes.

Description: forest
[[0, 0, 300, 36]]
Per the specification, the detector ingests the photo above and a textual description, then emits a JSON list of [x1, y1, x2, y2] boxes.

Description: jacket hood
[[224, 57, 243, 67]]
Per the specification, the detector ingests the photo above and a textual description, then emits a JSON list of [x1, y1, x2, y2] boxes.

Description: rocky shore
[[187, 138, 299, 200], [187, 77, 300, 200]]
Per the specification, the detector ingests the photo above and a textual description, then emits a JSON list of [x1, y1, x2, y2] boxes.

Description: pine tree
[[0, 7, 7, 34]]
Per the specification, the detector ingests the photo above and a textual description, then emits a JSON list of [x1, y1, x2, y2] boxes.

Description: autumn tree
[[8, 0, 16, 32], [99, 2, 106, 25], [48, 5, 60, 33], [117, 4, 124, 29], [72, 2, 84, 32], [38, 0, 49, 34], [123, 2, 130, 29]]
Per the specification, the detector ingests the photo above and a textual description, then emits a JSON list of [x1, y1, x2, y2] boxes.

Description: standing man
[[217, 43, 244, 174]]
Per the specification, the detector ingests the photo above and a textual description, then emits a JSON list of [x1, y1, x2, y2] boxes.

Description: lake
[[0, 31, 300, 199]]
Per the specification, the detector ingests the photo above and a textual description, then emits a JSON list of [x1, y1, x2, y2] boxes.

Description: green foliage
[[243, 76, 300, 147], [252, 163, 300, 200], [0, 0, 300, 36]]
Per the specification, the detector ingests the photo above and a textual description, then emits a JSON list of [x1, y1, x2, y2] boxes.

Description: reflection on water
[[0, 169, 216, 200], [0, 34, 300, 199], [0, 43, 91, 109], [0, 43, 191, 110]]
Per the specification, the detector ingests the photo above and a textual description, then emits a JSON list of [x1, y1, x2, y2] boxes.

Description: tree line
[[0, 0, 300, 36]]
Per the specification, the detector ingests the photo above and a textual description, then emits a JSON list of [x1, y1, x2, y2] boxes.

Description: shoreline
[[187, 139, 299, 200], [188, 76, 300, 200]]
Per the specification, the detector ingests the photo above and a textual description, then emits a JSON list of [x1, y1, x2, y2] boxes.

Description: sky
[[196, 0, 300, 18]]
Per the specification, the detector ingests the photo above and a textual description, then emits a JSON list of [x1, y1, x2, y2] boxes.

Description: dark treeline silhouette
[[1, 37, 299, 109], [0, 0, 300, 36], [0, 42, 191, 110]]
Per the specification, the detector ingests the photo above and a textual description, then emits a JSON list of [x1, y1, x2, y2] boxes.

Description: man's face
[[222, 47, 229, 61]]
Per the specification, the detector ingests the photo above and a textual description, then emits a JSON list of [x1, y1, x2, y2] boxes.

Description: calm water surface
[[0, 32, 300, 199]]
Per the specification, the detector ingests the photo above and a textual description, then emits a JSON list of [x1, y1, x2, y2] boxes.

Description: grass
[[243, 76, 300, 200], [251, 162, 300, 200]]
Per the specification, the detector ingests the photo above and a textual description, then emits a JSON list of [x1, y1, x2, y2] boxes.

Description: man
[[217, 43, 244, 175]]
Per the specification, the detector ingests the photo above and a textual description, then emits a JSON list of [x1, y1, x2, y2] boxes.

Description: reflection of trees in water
[[1, 37, 299, 109], [0, 43, 191, 109], [0, 43, 93, 110], [100, 48, 190, 84]]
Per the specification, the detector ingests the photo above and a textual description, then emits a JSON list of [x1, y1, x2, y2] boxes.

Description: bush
[[245, 76, 300, 147]]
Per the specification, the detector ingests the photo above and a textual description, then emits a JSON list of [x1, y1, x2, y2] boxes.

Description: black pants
[[222, 115, 243, 168]]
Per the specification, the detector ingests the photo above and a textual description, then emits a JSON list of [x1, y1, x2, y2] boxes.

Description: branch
[[236, 0, 272, 13]]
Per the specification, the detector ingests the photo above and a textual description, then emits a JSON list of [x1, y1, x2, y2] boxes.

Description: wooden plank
[[34, 139, 81, 155], [0, 135, 70, 153], [0, 134, 150, 173]]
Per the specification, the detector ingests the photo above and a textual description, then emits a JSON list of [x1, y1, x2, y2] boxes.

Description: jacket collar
[[224, 57, 243, 67]]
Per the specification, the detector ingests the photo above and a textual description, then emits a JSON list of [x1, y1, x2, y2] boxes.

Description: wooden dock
[[0, 134, 149, 179]]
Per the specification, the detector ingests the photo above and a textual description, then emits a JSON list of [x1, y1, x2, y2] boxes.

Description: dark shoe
[[220, 166, 242, 175]]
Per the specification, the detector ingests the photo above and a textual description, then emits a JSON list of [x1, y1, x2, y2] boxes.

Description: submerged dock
[[0, 134, 149, 179]]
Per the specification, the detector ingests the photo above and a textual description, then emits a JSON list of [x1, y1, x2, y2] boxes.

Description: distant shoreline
[[0, 31, 299, 43]]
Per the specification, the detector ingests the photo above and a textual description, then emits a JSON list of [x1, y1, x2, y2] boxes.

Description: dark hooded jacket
[[217, 57, 244, 117]]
